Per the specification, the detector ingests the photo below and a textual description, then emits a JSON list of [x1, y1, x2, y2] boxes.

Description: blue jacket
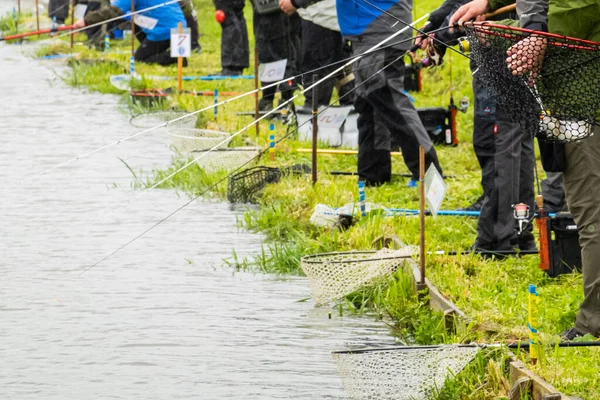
[[295, 0, 413, 50], [112, 0, 187, 42]]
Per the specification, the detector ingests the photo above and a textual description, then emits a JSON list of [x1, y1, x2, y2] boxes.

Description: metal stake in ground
[[70, 0, 74, 48], [419, 146, 426, 289], [254, 47, 260, 139], [312, 74, 318, 185]]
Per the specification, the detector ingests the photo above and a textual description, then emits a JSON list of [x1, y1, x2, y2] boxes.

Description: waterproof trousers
[[565, 125, 600, 337], [214, 0, 249, 70], [353, 48, 442, 185], [253, 9, 302, 103], [475, 106, 535, 249], [49, 0, 70, 23], [180, 0, 200, 49], [301, 20, 352, 107]]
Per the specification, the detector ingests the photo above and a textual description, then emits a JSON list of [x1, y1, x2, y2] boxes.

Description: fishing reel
[[458, 37, 471, 54], [458, 96, 470, 113], [513, 203, 532, 235], [421, 42, 443, 68]]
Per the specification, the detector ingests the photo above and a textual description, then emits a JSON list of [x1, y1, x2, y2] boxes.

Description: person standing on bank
[[450, 0, 600, 339], [280, 0, 443, 186], [212, 0, 249, 76], [73, 0, 188, 66], [253, 4, 302, 112]]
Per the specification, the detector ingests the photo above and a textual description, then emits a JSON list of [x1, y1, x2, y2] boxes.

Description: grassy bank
[[10, 0, 599, 397]]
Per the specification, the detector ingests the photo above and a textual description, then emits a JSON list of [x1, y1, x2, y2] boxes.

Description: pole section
[[419, 146, 426, 286], [311, 74, 318, 185]]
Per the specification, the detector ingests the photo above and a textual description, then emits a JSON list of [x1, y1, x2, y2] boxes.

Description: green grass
[[28, 0, 600, 398]]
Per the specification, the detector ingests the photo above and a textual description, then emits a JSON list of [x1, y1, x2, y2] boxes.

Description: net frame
[[227, 164, 312, 204], [129, 110, 196, 129], [167, 128, 232, 153], [300, 249, 413, 305], [332, 345, 481, 400], [463, 22, 600, 143], [227, 166, 282, 204], [191, 147, 262, 173]]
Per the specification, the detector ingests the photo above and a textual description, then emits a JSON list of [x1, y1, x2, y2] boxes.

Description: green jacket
[[489, 0, 600, 40]]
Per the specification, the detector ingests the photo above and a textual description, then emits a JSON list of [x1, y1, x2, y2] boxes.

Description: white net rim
[[301, 251, 412, 266], [167, 129, 231, 140]]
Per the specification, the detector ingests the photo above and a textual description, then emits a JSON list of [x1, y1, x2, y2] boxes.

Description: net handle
[[465, 22, 600, 48], [301, 251, 412, 265], [332, 344, 481, 355]]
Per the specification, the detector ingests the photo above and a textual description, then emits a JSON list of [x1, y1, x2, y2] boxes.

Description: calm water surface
[[0, 17, 393, 399]]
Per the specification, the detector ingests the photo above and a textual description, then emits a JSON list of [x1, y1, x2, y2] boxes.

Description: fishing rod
[[82, 26, 428, 273], [3, 17, 434, 194], [119, 15, 430, 208], [0, 24, 75, 41]]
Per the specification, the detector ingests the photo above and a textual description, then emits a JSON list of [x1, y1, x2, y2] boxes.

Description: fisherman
[[253, 6, 302, 112], [212, 0, 249, 75], [73, 0, 188, 66], [48, 0, 70, 25], [280, 0, 443, 186], [450, 0, 600, 339], [295, 0, 354, 108], [416, 0, 537, 252]]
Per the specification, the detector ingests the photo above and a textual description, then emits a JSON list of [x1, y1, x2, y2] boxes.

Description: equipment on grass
[[300, 249, 413, 305], [191, 147, 261, 173], [463, 23, 600, 143], [167, 128, 232, 153], [537, 211, 582, 277], [129, 110, 196, 129]]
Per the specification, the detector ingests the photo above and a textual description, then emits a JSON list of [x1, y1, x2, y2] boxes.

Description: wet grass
[[27, 0, 600, 398]]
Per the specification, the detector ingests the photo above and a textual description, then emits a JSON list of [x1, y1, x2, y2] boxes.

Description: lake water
[[0, 7, 393, 399]]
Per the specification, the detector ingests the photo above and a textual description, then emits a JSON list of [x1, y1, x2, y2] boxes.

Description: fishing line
[[115, 16, 428, 210], [81, 31, 422, 274], [3, 18, 431, 193], [356, 0, 475, 62]]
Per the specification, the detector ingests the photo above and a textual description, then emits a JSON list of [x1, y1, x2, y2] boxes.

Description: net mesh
[[129, 110, 197, 129], [464, 23, 600, 142], [167, 128, 232, 153], [227, 164, 311, 204], [300, 249, 413, 305], [192, 147, 261, 173], [332, 345, 480, 400]]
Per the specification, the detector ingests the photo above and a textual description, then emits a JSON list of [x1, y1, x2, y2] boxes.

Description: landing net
[[192, 147, 261, 174], [332, 345, 480, 400], [129, 110, 197, 129], [167, 128, 232, 153], [227, 164, 311, 204], [464, 23, 600, 142], [300, 249, 412, 305]]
